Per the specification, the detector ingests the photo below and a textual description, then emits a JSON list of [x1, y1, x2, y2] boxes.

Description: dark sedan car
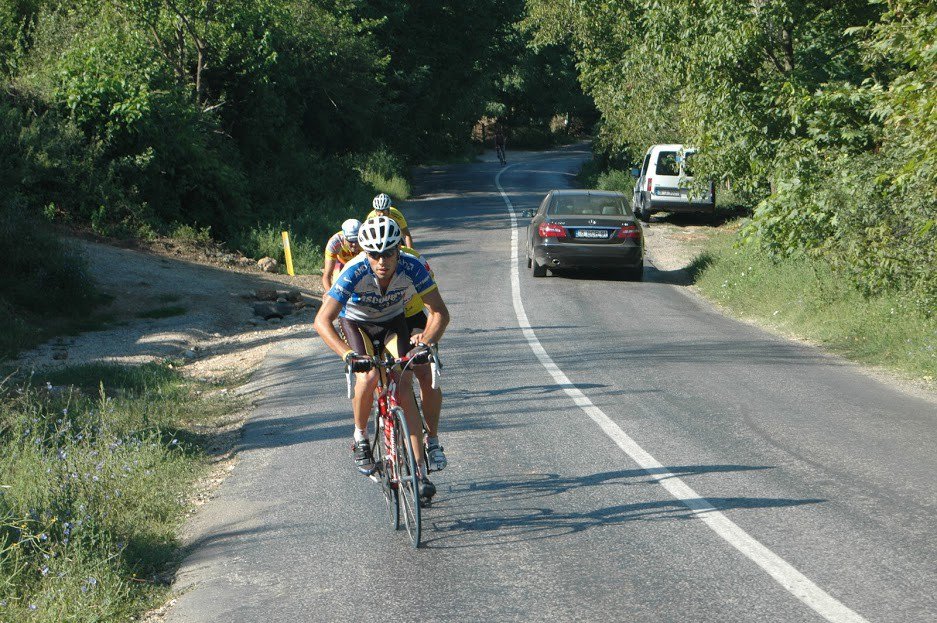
[[525, 190, 644, 279]]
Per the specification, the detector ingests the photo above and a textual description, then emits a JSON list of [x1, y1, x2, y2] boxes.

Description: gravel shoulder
[[15, 237, 323, 380]]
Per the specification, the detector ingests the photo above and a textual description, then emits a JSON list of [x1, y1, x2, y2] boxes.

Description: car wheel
[[531, 257, 547, 278], [527, 255, 532, 268], [625, 265, 644, 281]]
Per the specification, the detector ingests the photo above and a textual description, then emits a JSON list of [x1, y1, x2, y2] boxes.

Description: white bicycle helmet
[[372, 193, 392, 212], [357, 216, 402, 253], [341, 218, 361, 241]]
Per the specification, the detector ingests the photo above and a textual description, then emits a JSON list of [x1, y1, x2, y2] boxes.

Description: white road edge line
[[496, 166, 868, 623]]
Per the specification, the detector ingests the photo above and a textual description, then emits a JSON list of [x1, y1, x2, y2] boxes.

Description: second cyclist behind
[[321, 219, 362, 292], [399, 245, 447, 471], [368, 193, 413, 248]]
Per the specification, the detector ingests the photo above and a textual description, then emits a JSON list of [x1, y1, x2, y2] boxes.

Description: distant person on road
[[367, 193, 413, 248], [494, 128, 506, 165], [321, 219, 361, 292]]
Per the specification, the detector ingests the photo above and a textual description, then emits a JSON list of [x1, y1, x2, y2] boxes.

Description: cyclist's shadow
[[419, 467, 824, 549]]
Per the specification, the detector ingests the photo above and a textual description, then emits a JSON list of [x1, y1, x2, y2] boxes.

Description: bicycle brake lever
[[431, 359, 440, 390], [345, 365, 353, 399]]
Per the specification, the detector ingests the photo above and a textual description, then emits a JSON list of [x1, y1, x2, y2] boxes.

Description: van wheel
[[636, 202, 651, 222]]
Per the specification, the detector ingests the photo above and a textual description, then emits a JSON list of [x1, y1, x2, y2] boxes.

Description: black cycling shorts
[[405, 310, 427, 336], [339, 314, 415, 359]]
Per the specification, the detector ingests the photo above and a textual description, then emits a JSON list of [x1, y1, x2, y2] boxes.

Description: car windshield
[[549, 195, 631, 216], [655, 151, 680, 176]]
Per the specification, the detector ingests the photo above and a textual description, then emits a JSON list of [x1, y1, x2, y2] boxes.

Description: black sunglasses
[[366, 247, 399, 260]]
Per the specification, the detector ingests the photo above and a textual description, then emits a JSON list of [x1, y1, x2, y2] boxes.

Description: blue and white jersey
[[327, 252, 438, 322]]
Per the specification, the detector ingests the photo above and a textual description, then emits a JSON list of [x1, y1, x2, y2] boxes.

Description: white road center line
[[496, 165, 868, 623]]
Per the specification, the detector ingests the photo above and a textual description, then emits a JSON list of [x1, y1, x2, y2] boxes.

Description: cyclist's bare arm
[[412, 289, 449, 346], [313, 295, 352, 357], [403, 227, 414, 249], [321, 257, 337, 291]]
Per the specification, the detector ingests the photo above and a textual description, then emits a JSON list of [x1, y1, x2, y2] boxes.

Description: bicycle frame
[[344, 348, 440, 547]]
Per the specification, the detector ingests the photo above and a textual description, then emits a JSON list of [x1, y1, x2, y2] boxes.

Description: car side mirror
[[522, 209, 535, 218], [630, 168, 640, 179]]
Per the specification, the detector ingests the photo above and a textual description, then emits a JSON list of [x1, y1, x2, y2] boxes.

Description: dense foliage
[[0, 0, 593, 357], [524, 0, 936, 313]]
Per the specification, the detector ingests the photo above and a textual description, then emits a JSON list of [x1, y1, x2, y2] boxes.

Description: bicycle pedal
[[368, 473, 380, 483]]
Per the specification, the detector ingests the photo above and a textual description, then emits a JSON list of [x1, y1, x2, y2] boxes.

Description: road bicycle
[[345, 344, 441, 548], [496, 144, 507, 166]]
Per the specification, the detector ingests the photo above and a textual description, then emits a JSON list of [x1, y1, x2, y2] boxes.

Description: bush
[[507, 125, 553, 149], [594, 169, 634, 194], [0, 198, 99, 359]]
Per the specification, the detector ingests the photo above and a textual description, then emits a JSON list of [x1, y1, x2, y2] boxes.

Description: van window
[[655, 151, 679, 176], [641, 153, 651, 176], [682, 152, 696, 177]]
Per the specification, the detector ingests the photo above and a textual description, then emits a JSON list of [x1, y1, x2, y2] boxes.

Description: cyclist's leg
[[406, 311, 442, 437], [339, 318, 380, 472]]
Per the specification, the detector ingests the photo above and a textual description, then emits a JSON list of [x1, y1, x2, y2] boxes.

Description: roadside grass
[[693, 230, 937, 383], [135, 306, 187, 320], [360, 171, 410, 201], [0, 361, 241, 621]]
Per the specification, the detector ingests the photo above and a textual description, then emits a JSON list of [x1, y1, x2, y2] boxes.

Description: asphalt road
[[166, 145, 937, 623]]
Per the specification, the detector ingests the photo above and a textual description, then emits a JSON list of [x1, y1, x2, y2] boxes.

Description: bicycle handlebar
[[344, 345, 442, 399]]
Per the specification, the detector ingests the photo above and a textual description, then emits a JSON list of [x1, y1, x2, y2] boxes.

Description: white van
[[631, 144, 715, 222]]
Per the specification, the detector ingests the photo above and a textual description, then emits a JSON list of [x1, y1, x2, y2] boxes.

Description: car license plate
[[574, 229, 608, 239], [656, 188, 681, 197]]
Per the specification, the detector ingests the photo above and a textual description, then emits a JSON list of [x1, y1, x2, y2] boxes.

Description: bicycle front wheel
[[392, 406, 422, 548], [373, 420, 399, 530]]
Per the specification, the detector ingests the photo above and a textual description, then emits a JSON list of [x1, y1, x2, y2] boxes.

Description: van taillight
[[539, 222, 567, 238], [616, 225, 641, 239], [647, 177, 653, 192]]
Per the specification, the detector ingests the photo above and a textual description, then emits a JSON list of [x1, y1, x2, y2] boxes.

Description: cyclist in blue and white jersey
[[313, 216, 450, 501]]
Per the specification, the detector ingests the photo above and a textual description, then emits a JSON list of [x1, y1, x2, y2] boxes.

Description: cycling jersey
[[328, 253, 437, 323], [366, 207, 408, 231], [324, 231, 359, 264], [400, 246, 432, 318]]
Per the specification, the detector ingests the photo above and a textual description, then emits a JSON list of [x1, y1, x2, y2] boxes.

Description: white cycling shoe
[[426, 440, 447, 472]]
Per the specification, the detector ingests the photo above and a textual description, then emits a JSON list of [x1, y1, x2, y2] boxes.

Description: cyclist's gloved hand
[[409, 342, 433, 365], [343, 350, 372, 372]]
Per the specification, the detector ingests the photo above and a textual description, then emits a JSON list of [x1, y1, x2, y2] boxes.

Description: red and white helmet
[[372, 193, 392, 211], [357, 216, 401, 253]]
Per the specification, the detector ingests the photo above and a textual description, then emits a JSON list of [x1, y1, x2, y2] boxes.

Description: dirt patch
[[15, 238, 323, 377]]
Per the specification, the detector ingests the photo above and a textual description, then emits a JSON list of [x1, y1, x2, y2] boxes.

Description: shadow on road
[[421, 466, 824, 549]]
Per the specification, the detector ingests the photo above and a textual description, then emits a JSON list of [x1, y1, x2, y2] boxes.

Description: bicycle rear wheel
[[392, 407, 421, 548], [373, 421, 399, 530]]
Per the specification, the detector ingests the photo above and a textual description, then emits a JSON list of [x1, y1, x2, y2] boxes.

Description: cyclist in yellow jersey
[[400, 246, 446, 471], [321, 219, 361, 291], [369, 193, 413, 247]]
